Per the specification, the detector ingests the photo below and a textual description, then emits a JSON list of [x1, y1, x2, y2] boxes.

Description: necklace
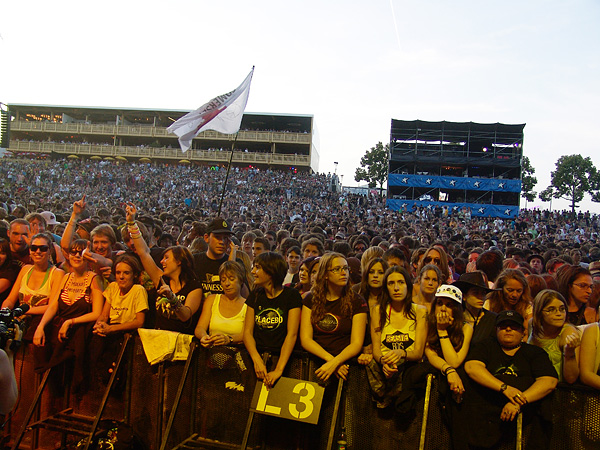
[[501, 342, 522, 350]]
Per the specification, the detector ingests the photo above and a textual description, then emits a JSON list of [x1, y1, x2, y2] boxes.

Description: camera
[[0, 304, 30, 350]]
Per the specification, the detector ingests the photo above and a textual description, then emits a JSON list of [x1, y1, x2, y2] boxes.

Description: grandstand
[[3, 104, 319, 173], [386, 119, 525, 218]]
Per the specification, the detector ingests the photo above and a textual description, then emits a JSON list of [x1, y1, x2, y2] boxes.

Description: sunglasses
[[30, 244, 50, 253], [70, 248, 84, 256]]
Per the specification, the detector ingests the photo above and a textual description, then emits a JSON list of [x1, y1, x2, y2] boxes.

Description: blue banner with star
[[388, 174, 521, 192], [386, 199, 519, 218]]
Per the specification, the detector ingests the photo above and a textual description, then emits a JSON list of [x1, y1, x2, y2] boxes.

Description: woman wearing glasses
[[528, 289, 580, 383], [2, 234, 65, 340], [556, 265, 596, 326], [415, 246, 451, 285], [33, 239, 104, 392], [300, 252, 367, 383]]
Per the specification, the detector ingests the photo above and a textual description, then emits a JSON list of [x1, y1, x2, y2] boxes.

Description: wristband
[[439, 335, 450, 340], [500, 383, 508, 393]]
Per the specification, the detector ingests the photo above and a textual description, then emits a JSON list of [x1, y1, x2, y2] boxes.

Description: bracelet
[[228, 335, 234, 344], [445, 369, 456, 377], [126, 221, 136, 226], [173, 299, 184, 311], [442, 365, 455, 376], [127, 223, 142, 239]]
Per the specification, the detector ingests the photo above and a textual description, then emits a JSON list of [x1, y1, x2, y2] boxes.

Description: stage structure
[[3, 103, 319, 173], [386, 120, 525, 218]]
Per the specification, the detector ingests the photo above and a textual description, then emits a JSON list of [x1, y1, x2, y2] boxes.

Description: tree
[[355, 142, 389, 195], [542, 155, 600, 213], [520, 156, 537, 204]]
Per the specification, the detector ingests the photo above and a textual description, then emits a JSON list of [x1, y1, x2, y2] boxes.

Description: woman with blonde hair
[[484, 269, 533, 335]]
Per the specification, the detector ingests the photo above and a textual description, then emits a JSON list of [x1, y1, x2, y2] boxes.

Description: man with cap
[[462, 310, 557, 449], [453, 271, 499, 345], [194, 218, 234, 299]]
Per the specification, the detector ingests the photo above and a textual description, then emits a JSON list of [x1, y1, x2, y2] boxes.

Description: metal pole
[[217, 134, 239, 217]]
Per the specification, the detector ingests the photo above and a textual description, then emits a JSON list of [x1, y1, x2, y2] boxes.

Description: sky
[[1, 0, 599, 213]]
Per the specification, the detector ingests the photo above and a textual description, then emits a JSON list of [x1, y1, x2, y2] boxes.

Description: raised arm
[[61, 195, 87, 257], [125, 203, 163, 287]]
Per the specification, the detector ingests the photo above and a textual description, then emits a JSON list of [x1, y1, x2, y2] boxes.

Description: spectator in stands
[[476, 250, 504, 287], [195, 261, 247, 347], [366, 266, 427, 408], [241, 232, 256, 258], [33, 239, 104, 392], [243, 252, 302, 388], [527, 254, 545, 275], [3, 233, 65, 339], [412, 264, 443, 314], [425, 284, 472, 398], [464, 311, 558, 450], [300, 252, 367, 383], [485, 269, 533, 337], [126, 204, 202, 334], [528, 289, 580, 383], [194, 218, 233, 299], [526, 274, 548, 300], [556, 265, 596, 326]]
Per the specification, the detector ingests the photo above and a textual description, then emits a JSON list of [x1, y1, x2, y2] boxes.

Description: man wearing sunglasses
[[9, 218, 32, 266]]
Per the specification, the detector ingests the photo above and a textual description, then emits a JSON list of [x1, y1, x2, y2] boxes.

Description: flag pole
[[217, 133, 239, 217]]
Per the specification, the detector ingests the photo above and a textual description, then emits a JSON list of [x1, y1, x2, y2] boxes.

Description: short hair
[[25, 213, 46, 228], [219, 260, 246, 284], [253, 236, 270, 251], [112, 254, 143, 281], [301, 237, 324, 256], [332, 241, 352, 257], [254, 251, 287, 288], [9, 218, 30, 231], [30, 232, 52, 247], [91, 224, 117, 246], [476, 250, 504, 284], [286, 246, 301, 257]]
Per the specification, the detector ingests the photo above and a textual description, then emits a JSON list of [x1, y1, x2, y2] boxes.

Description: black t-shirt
[[303, 292, 367, 357], [154, 279, 202, 334], [193, 252, 228, 299], [246, 286, 302, 352], [470, 308, 497, 346], [467, 337, 557, 394], [0, 260, 20, 303]]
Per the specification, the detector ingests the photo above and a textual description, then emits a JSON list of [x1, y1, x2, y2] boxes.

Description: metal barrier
[[5, 337, 600, 450]]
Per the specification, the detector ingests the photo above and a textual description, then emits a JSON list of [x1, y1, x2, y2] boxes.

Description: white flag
[[167, 68, 254, 152]]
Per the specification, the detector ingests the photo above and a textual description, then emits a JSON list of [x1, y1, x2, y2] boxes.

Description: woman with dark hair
[[485, 269, 533, 336], [33, 239, 104, 391], [300, 252, 367, 383], [366, 266, 427, 408], [425, 284, 472, 397], [525, 273, 548, 300], [125, 203, 202, 334], [243, 251, 302, 388], [0, 238, 22, 303], [528, 289, 580, 383], [556, 265, 596, 326], [413, 264, 443, 313], [454, 271, 499, 345], [2, 233, 65, 338], [294, 256, 320, 299], [416, 246, 450, 283], [195, 261, 247, 347], [356, 257, 388, 311]]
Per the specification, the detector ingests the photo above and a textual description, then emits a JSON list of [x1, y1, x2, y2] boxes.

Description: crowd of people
[[1, 156, 600, 449]]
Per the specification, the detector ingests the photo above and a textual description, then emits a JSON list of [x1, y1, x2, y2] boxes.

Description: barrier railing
[[5, 337, 600, 450]]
